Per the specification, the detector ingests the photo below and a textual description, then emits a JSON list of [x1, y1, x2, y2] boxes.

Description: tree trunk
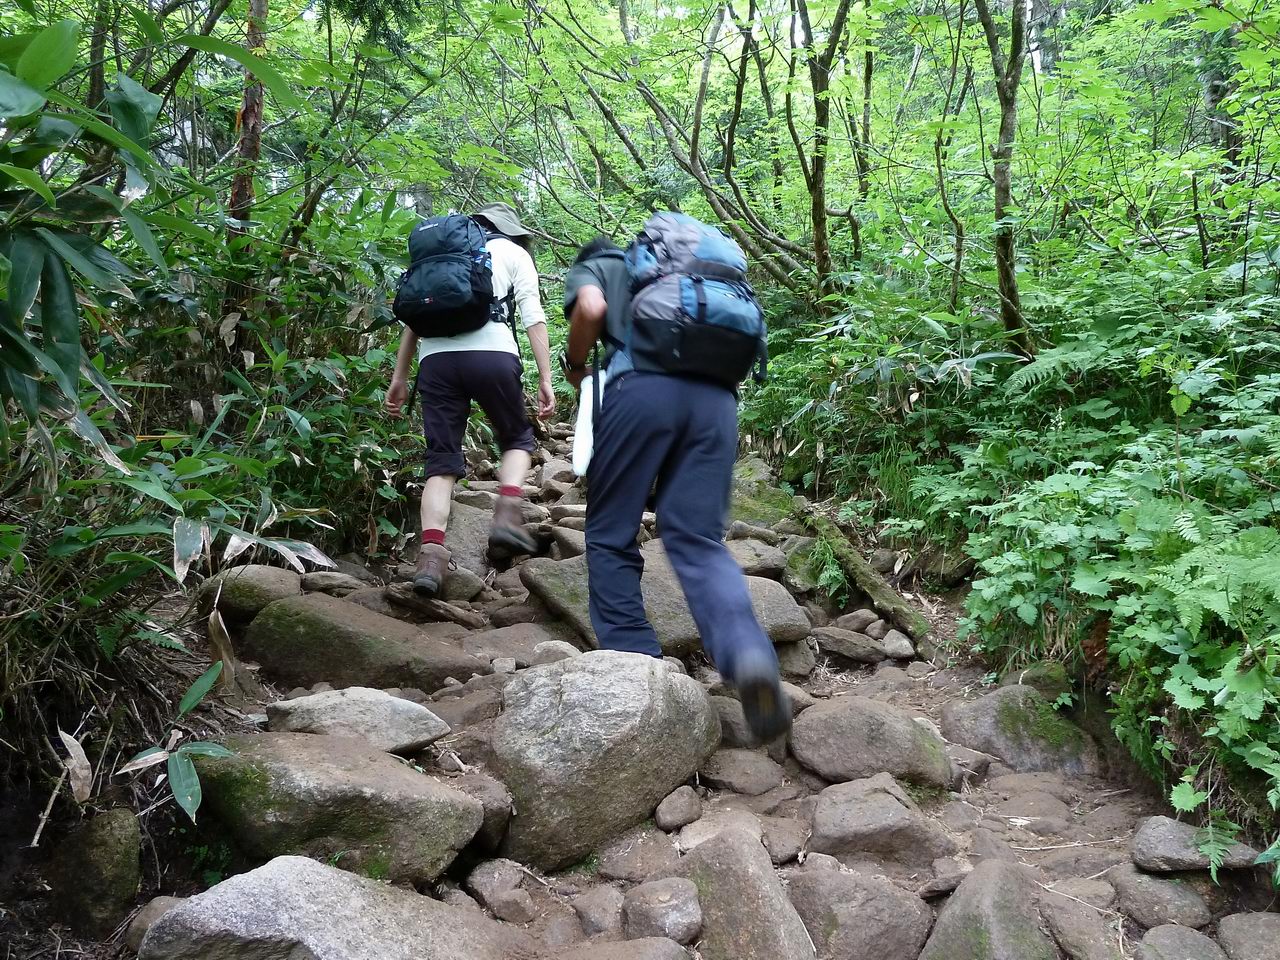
[[974, 0, 1035, 358], [223, 0, 268, 356]]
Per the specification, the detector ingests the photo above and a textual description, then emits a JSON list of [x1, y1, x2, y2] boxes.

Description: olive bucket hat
[[473, 201, 532, 238]]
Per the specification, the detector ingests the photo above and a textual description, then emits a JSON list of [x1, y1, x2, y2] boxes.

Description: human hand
[[385, 377, 408, 418], [565, 366, 590, 393], [538, 378, 557, 419]]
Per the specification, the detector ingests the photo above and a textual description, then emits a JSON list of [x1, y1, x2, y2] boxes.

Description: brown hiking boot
[[488, 495, 537, 559], [414, 542, 451, 597]]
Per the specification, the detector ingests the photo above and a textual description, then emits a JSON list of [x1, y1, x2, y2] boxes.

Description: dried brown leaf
[[206, 609, 239, 694], [57, 730, 93, 804]]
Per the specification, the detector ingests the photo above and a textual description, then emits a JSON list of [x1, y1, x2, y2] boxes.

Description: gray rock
[[572, 885, 625, 938], [727, 538, 788, 578], [265, 686, 449, 753], [777, 638, 817, 680], [624, 878, 702, 945], [700, 748, 784, 796], [918, 860, 1058, 960], [138, 856, 538, 960], [1108, 863, 1211, 929], [440, 565, 486, 602], [197, 733, 481, 884], [1131, 816, 1260, 872], [452, 772, 512, 851], [465, 858, 524, 913], [941, 685, 1102, 775], [488, 889, 536, 924], [443, 501, 501, 577], [811, 626, 888, 664], [791, 696, 951, 787], [531, 639, 581, 664], [540, 457, 576, 486], [882, 628, 916, 659], [300, 570, 369, 596], [553, 527, 587, 558], [654, 785, 702, 832], [50, 809, 140, 938], [760, 816, 808, 865], [462, 623, 572, 667], [197, 564, 301, 626], [712, 695, 755, 747], [599, 825, 682, 882], [727, 520, 781, 544], [1137, 926, 1228, 960], [1216, 912, 1280, 960], [671, 828, 816, 960], [677, 809, 764, 853], [1040, 888, 1124, 960], [492, 652, 719, 869], [242, 593, 486, 692], [559, 939, 690, 960], [520, 546, 809, 657], [785, 861, 934, 960], [810, 773, 957, 867], [834, 608, 879, 632], [865, 619, 890, 640], [126, 896, 186, 952]]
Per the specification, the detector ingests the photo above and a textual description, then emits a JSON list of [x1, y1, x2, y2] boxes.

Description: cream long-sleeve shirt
[[416, 235, 546, 360]]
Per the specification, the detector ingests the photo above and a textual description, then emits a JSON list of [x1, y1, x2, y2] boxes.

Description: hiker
[[561, 218, 789, 742], [385, 201, 556, 596]]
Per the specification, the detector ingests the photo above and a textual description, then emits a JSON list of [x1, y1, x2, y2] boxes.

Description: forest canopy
[[1, 0, 1279, 863]]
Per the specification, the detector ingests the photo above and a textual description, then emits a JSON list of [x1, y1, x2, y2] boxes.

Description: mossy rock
[[196, 564, 301, 627], [730, 456, 797, 529], [51, 808, 141, 938], [999, 660, 1072, 701], [941, 685, 1102, 776], [197, 733, 483, 884], [918, 860, 1058, 960]]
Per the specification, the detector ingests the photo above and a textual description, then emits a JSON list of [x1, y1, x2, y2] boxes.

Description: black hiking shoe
[[488, 495, 538, 560], [735, 649, 792, 744]]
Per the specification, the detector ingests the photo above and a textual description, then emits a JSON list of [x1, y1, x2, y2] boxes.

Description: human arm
[[385, 326, 419, 418], [510, 248, 556, 418], [525, 321, 556, 418], [564, 283, 607, 391]]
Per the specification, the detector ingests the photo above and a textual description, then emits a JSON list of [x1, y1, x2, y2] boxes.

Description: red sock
[[421, 528, 445, 546], [499, 485, 522, 499]]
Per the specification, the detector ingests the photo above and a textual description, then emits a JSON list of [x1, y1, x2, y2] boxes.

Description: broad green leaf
[[0, 163, 55, 206], [127, 6, 166, 45], [46, 110, 154, 167], [120, 206, 168, 272], [5, 230, 44, 322], [0, 251, 9, 294], [172, 517, 206, 584], [16, 20, 80, 90], [283, 407, 311, 439], [177, 35, 301, 110], [176, 742, 233, 759], [104, 73, 161, 146], [0, 313, 78, 398], [111, 473, 181, 509], [178, 661, 223, 717], [167, 750, 202, 822], [38, 252, 81, 388], [0, 72, 45, 119], [1170, 781, 1208, 813], [34, 227, 134, 296], [145, 211, 217, 247]]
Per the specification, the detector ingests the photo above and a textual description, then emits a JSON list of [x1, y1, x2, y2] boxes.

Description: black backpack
[[393, 214, 511, 337]]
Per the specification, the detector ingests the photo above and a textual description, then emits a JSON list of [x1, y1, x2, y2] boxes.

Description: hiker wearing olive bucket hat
[[386, 201, 556, 597]]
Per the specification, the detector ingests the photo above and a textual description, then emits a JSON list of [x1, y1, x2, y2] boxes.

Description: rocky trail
[[53, 426, 1279, 960]]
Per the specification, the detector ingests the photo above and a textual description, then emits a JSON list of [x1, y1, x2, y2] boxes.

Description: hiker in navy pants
[[564, 234, 789, 743]]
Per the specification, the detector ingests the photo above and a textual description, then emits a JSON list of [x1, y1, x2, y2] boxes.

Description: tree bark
[[974, 0, 1035, 358]]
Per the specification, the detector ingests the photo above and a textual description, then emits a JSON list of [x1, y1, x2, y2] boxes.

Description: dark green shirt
[[563, 250, 629, 362]]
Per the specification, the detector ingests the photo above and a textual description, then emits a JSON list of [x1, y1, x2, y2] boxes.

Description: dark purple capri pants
[[416, 350, 536, 479]]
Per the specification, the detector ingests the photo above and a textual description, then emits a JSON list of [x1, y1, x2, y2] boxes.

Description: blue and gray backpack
[[623, 212, 767, 387], [393, 214, 512, 338]]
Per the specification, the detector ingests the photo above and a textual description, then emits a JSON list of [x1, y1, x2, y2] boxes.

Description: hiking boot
[[414, 542, 451, 597], [734, 648, 792, 743], [488, 495, 538, 559]]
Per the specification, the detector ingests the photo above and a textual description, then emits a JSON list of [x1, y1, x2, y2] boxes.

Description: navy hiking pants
[[585, 372, 777, 683]]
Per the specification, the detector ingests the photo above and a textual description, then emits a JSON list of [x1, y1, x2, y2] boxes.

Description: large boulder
[[197, 564, 301, 626], [520, 545, 809, 657], [198, 733, 482, 884], [730, 455, 796, 528], [559, 940, 690, 960], [138, 856, 538, 960], [492, 652, 719, 869], [784, 860, 934, 960], [791, 696, 951, 787], [809, 773, 957, 867], [50, 808, 140, 938], [918, 860, 1058, 960], [1217, 913, 1280, 960], [1107, 863, 1211, 929], [1131, 816, 1260, 872], [242, 593, 485, 691], [670, 828, 816, 960], [443, 501, 500, 577], [727, 539, 788, 578], [1136, 926, 1228, 960], [265, 687, 449, 753], [940, 685, 1101, 775]]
